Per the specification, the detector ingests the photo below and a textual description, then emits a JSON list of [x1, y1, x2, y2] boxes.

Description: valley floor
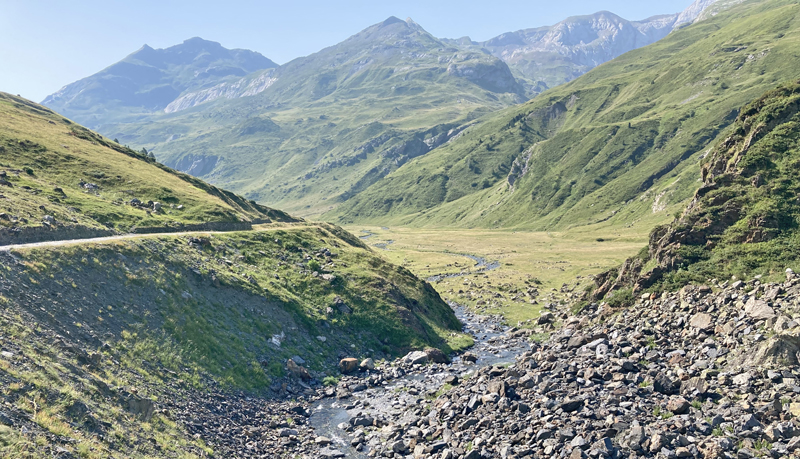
[[343, 225, 649, 326]]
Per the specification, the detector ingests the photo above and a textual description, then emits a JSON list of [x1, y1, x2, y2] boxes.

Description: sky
[[1, 0, 695, 102]]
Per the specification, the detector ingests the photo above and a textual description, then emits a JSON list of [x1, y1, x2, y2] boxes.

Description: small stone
[[666, 397, 691, 415], [689, 313, 713, 330]]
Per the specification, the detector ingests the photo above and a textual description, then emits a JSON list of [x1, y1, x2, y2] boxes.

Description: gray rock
[[744, 298, 776, 320], [404, 351, 429, 365], [689, 312, 713, 330]]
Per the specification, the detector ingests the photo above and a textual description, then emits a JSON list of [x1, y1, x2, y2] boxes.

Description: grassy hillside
[[332, 0, 800, 231], [593, 80, 800, 299], [0, 223, 468, 457], [92, 18, 525, 217], [0, 92, 294, 238]]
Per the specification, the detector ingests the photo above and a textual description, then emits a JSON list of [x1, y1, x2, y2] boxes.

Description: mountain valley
[[3, 0, 800, 457]]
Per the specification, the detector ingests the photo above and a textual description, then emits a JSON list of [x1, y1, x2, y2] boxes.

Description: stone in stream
[[425, 347, 450, 363], [403, 350, 429, 365]]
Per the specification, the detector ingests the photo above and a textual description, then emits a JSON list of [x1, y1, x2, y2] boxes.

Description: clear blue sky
[[1, 0, 695, 102]]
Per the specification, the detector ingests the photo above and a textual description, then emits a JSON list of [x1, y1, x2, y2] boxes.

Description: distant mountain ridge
[[331, 0, 800, 231], [39, 0, 737, 218], [462, 0, 730, 93], [161, 16, 524, 115], [42, 37, 277, 128]]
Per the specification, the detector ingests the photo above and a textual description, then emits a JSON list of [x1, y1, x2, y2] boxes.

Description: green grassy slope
[[332, 0, 800, 231], [0, 92, 294, 237], [99, 18, 526, 217], [0, 223, 467, 457], [594, 80, 800, 298]]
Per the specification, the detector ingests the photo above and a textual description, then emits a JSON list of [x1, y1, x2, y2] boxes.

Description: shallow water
[[426, 254, 501, 283], [308, 306, 530, 457]]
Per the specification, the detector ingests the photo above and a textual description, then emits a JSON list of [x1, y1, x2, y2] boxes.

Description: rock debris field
[[250, 269, 800, 459]]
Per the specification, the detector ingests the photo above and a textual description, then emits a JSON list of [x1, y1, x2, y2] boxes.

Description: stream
[[426, 254, 501, 283], [308, 306, 531, 458]]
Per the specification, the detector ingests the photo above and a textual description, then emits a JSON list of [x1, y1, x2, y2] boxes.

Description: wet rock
[[425, 347, 450, 364]]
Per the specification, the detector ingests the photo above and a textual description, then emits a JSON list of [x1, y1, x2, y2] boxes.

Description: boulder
[[654, 373, 679, 395], [339, 358, 359, 374], [403, 351, 429, 365], [333, 296, 352, 314], [744, 298, 776, 320], [559, 398, 583, 412], [538, 311, 555, 324], [359, 358, 375, 370], [666, 397, 691, 415], [425, 347, 450, 364]]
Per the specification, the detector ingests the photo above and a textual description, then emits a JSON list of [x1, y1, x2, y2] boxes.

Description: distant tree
[[148, 151, 156, 161], [140, 147, 148, 155], [114, 138, 120, 143]]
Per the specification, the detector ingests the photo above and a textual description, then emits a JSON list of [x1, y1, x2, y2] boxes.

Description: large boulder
[[424, 347, 450, 364], [403, 351, 429, 365], [338, 358, 359, 374], [730, 334, 800, 370], [689, 313, 713, 330]]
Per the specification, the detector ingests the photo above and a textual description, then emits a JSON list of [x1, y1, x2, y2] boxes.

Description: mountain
[[42, 37, 276, 128], [0, 91, 294, 245], [87, 17, 527, 216], [40, 4, 731, 218], [593, 79, 800, 299], [455, 0, 736, 95], [332, 0, 800, 231]]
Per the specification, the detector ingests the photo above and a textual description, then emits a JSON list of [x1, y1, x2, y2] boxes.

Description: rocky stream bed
[[126, 270, 800, 459]]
